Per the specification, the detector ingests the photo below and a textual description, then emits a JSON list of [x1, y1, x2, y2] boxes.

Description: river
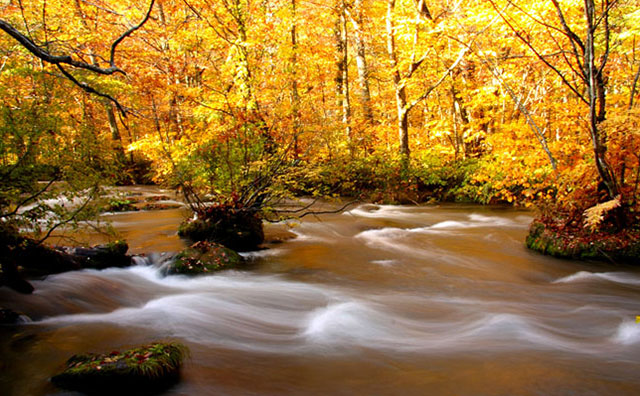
[[2, 188, 640, 395]]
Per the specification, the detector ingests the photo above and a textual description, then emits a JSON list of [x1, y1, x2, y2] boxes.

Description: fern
[[583, 195, 621, 231]]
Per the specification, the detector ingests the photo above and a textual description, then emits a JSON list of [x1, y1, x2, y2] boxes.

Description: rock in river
[[167, 241, 243, 275], [51, 342, 188, 395]]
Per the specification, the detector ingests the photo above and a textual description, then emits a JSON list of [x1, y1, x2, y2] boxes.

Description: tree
[[345, 0, 375, 126], [385, 0, 467, 158], [488, 0, 620, 199], [0, 0, 156, 115]]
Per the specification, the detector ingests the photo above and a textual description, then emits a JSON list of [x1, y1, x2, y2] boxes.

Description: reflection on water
[[2, 199, 640, 395]]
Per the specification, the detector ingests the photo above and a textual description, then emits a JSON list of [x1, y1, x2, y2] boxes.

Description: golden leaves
[[583, 196, 621, 232]]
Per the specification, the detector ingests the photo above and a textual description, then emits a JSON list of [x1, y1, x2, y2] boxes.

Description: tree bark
[[629, 62, 640, 110], [584, 0, 619, 198], [334, 1, 351, 141], [386, 0, 410, 157], [291, 0, 301, 158], [349, 0, 374, 125], [334, 5, 345, 109]]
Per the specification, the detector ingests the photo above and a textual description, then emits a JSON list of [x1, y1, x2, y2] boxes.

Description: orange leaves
[[583, 196, 622, 232], [1, 0, 637, 213]]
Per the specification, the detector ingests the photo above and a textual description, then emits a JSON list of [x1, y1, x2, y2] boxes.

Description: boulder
[[1, 230, 132, 293], [167, 241, 243, 275], [0, 308, 21, 325], [56, 240, 132, 270], [103, 199, 139, 212], [178, 206, 264, 251], [51, 342, 188, 395], [0, 262, 34, 294]]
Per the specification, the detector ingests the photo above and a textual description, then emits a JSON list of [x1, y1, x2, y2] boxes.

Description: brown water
[[2, 192, 640, 395]]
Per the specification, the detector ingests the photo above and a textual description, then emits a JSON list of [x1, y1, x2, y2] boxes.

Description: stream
[[2, 187, 640, 395]]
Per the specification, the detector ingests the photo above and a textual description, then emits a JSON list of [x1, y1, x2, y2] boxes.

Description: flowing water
[[2, 190, 640, 395]]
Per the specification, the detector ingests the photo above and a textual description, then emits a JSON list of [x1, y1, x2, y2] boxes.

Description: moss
[[168, 241, 243, 275], [84, 240, 132, 269], [105, 199, 139, 212], [51, 342, 188, 395], [526, 219, 640, 263]]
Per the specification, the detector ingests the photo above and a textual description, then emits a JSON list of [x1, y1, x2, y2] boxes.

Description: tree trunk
[[350, 0, 374, 125], [291, 0, 300, 158], [105, 101, 128, 163], [340, 7, 352, 142], [585, 0, 619, 199], [629, 62, 640, 110], [334, 4, 345, 112], [387, 0, 410, 157], [334, 1, 351, 141]]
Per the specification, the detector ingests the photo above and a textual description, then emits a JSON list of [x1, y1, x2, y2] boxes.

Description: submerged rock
[[141, 203, 182, 211], [167, 241, 243, 275], [51, 342, 188, 395]]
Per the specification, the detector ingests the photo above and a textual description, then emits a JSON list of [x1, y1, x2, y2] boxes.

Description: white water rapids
[[2, 197, 640, 395]]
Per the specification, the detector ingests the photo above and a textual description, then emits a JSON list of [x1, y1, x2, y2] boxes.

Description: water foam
[[344, 204, 423, 220], [304, 301, 392, 341], [553, 271, 640, 286], [240, 248, 285, 260], [612, 320, 640, 345], [371, 260, 396, 266]]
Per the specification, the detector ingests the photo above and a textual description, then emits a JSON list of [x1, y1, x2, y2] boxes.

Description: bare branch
[[109, 0, 156, 69], [1, 178, 59, 219], [407, 47, 468, 111], [0, 19, 123, 75], [35, 187, 98, 245], [265, 199, 360, 222], [0, 0, 155, 115], [597, 0, 611, 77], [56, 64, 127, 116], [296, 200, 360, 219], [487, 0, 588, 105], [630, 63, 640, 110], [549, 0, 585, 51], [80, 0, 125, 16]]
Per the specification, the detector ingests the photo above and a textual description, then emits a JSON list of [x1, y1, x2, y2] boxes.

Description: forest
[[2, 0, 639, 261], [2, 1, 640, 395]]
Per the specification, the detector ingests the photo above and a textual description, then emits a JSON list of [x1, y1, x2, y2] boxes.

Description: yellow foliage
[[583, 196, 621, 232]]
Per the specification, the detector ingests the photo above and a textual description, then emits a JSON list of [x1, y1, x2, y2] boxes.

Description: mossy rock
[[104, 199, 139, 212], [178, 207, 264, 251], [87, 240, 132, 269], [526, 219, 640, 263], [1, 224, 131, 292], [167, 241, 243, 275], [141, 203, 182, 211], [51, 342, 188, 395], [58, 240, 132, 270]]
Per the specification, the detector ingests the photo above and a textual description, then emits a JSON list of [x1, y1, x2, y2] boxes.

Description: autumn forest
[[2, 1, 640, 394], [2, 0, 640, 260]]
